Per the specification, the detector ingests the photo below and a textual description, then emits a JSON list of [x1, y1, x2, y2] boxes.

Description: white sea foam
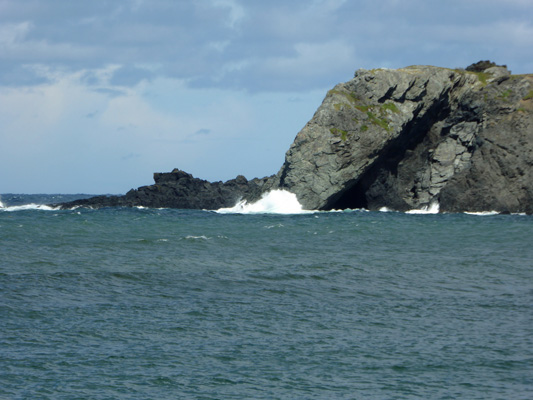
[[0, 203, 58, 212], [406, 201, 440, 214], [216, 190, 312, 215], [464, 211, 500, 216]]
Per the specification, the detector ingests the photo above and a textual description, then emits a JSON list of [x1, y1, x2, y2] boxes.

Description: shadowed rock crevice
[[324, 86, 453, 210]]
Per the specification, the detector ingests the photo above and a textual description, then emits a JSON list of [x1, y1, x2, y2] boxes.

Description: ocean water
[[1, 194, 532, 399]]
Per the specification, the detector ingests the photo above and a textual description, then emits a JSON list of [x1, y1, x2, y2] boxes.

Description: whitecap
[[216, 190, 313, 215], [264, 223, 285, 229], [184, 235, 210, 240], [0, 203, 58, 212]]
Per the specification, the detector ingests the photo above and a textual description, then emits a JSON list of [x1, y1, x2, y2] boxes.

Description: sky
[[1, 0, 532, 194]]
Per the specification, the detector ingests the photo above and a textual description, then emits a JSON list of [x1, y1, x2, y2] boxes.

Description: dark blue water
[[1, 195, 532, 399]]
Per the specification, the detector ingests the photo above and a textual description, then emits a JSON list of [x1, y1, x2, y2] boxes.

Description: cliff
[[266, 63, 533, 213], [59, 62, 533, 214]]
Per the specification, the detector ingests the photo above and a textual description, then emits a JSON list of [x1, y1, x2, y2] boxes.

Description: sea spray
[[216, 190, 312, 214], [406, 201, 440, 214]]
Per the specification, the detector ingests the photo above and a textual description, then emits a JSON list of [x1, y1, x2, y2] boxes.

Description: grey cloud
[[0, 0, 532, 91]]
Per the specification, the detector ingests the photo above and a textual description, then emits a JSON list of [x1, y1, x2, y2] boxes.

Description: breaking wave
[[406, 201, 440, 214], [0, 203, 58, 212], [216, 190, 312, 214]]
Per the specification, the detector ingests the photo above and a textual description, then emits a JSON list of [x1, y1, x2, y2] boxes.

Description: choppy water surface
[[1, 195, 532, 399]]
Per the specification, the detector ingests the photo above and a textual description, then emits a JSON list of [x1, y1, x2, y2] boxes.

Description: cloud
[[1, 0, 532, 93], [0, 21, 32, 46], [211, 0, 246, 29]]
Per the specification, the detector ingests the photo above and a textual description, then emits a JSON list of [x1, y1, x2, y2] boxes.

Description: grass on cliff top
[[511, 73, 533, 79], [453, 68, 490, 85]]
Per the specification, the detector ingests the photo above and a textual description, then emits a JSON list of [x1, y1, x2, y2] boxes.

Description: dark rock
[[57, 63, 533, 214], [466, 60, 506, 72], [58, 168, 272, 210]]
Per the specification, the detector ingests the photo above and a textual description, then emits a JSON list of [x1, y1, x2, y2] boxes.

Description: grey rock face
[[270, 65, 533, 213], [57, 62, 533, 214]]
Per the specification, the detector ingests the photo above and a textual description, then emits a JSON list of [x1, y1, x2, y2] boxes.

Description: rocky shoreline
[[58, 62, 533, 214]]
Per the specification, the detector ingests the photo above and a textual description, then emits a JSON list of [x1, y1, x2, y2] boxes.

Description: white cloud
[[263, 41, 356, 77], [211, 0, 246, 28], [0, 21, 32, 46]]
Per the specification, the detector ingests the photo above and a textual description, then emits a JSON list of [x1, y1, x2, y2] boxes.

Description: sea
[[1, 192, 532, 399]]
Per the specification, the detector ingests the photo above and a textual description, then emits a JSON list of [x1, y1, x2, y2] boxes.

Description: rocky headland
[[59, 61, 533, 214]]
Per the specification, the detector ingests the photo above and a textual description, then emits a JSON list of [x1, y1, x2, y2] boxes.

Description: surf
[[406, 201, 440, 214], [216, 190, 312, 214], [0, 203, 58, 212]]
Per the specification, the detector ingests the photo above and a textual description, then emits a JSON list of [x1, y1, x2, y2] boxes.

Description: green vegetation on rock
[[328, 89, 359, 104], [454, 68, 490, 86], [355, 104, 371, 112], [497, 89, 513, 101], [330, 127, 349, 141], [381, 102, 400, 113], [354, 102, 398, 132], [366, 112, 390, 131]]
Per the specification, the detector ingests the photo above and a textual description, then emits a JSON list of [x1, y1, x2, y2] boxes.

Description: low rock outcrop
[[58, 62, 533, 214], [59, 169, 270, 210]]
